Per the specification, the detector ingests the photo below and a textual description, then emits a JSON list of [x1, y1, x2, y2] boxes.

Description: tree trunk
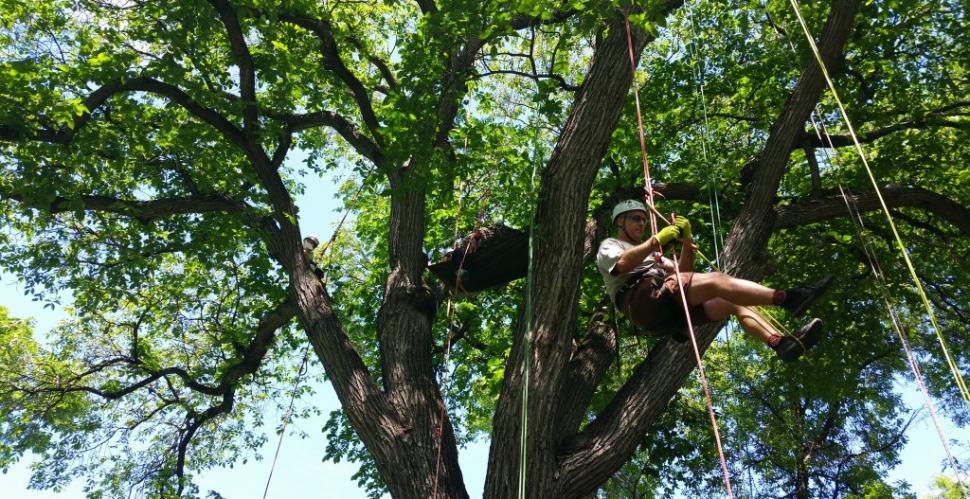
[[294, 1, 859, 497], [484, 4, 683, 497]]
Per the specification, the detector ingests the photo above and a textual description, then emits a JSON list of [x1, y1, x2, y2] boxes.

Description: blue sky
[[0, 161, 965, 498]]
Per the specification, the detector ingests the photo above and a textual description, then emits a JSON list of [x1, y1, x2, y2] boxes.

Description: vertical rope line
[[262, 346, 311, 499], [431, 178, 468, 498], [624, 15, 658, 237], [264, 173, 369, 498], [683, 4, 757, 490], [786, 0, 969, 401], [810, 115, 965, 484], [766, 2, 964, 480], [433, 130, 480, 496], [518, 156, 539, 499], [670, 230, 736, 498], [684, 1, 724, 266]]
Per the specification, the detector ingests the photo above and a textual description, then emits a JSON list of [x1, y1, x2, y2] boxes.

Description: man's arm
[[677, 240, 695, 272], [613, 236, 663, 274]]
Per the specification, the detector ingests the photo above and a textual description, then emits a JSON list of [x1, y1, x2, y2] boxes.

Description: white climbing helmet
[[611, 200, 647, 223]]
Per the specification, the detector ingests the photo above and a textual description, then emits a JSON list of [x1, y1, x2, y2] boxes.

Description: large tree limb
[[725, 0, 860, 279], [433, 37, 483, 147], [804, 116, 969, 148], [344, 34, 398, 91], [2, 190, 251, 221], [774, 184, 970, 235], [275, 12, 384, 142], [485, 3, 684, 497], [509, 9, 581, 30], [208, 0, 259, 135], [554, 309, 618, 442], [0, 78, 245, 150], [557, 331, 715, 495], [282, 110, 384, 166]]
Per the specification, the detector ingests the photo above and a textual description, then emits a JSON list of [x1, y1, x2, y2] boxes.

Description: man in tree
[[598, 200, 831, 361]]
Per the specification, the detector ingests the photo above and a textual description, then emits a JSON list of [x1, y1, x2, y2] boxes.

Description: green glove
[[675, 217, 692, 241], [655, 224, 681, 246]]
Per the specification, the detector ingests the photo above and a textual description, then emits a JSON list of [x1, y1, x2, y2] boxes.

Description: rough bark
[[724, 0, 860, 279], [554, 310, 619, 443], [0, 0, 884, 497], [484, 4, 684, 497]]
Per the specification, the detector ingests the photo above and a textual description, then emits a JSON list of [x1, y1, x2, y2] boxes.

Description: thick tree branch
[[472, 68, 580, 92], [485, 3, 685, 497], [509, 9, 581, 30], [345, 34, 398, 90], [557, 1, 861, 496], [725, 0, 860, 278], [414, 0, 436, 15], [805, 116, 969, 148], [433, 37, 483, 147], [774, 184, 970, 236], [1, 78, 245, 150], [275, 12, 383, 142], [208, 0, 259, 134], [281, 110, 384, 166], [554, 308, 618, 442], [557, 329, 717, 495], [2, 190, 251, 221]]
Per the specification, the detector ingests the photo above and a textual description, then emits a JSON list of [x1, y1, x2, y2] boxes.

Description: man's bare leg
[[699, 297, 825, 362], [686, 272, 778, 307], [701, 298, 778, 344]]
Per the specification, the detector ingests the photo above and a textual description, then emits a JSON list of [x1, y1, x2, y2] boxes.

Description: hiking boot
[[782, 274, 834, 317], [774, 318, 824, 362]]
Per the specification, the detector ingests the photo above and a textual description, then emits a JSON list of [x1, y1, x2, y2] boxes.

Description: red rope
[[624, 15, 658, 237], [671, 216, 736, 498], [623, 14, 734, 496], [809, 113, 964, 481], [432, 184, 491, 496], [815, 119, 965, 484]]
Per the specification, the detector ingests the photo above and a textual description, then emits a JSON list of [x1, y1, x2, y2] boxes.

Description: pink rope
[[812, 116, 964, 484], [623, 16, 734, 494], [624, 15, 658, 237], [670, 216, 736, 498]]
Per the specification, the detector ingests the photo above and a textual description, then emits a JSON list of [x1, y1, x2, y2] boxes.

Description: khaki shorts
[[619, 271, 712, 335]]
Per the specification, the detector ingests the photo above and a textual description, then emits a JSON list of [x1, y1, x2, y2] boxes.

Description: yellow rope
[[786, 0, 969, 401]]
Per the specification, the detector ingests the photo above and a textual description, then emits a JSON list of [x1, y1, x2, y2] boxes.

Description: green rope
[[786, 0, 969, 402], [517, 154, 539, 499]]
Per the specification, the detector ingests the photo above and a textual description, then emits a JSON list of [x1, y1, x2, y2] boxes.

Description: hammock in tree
[[427, 224, 528, 293]]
